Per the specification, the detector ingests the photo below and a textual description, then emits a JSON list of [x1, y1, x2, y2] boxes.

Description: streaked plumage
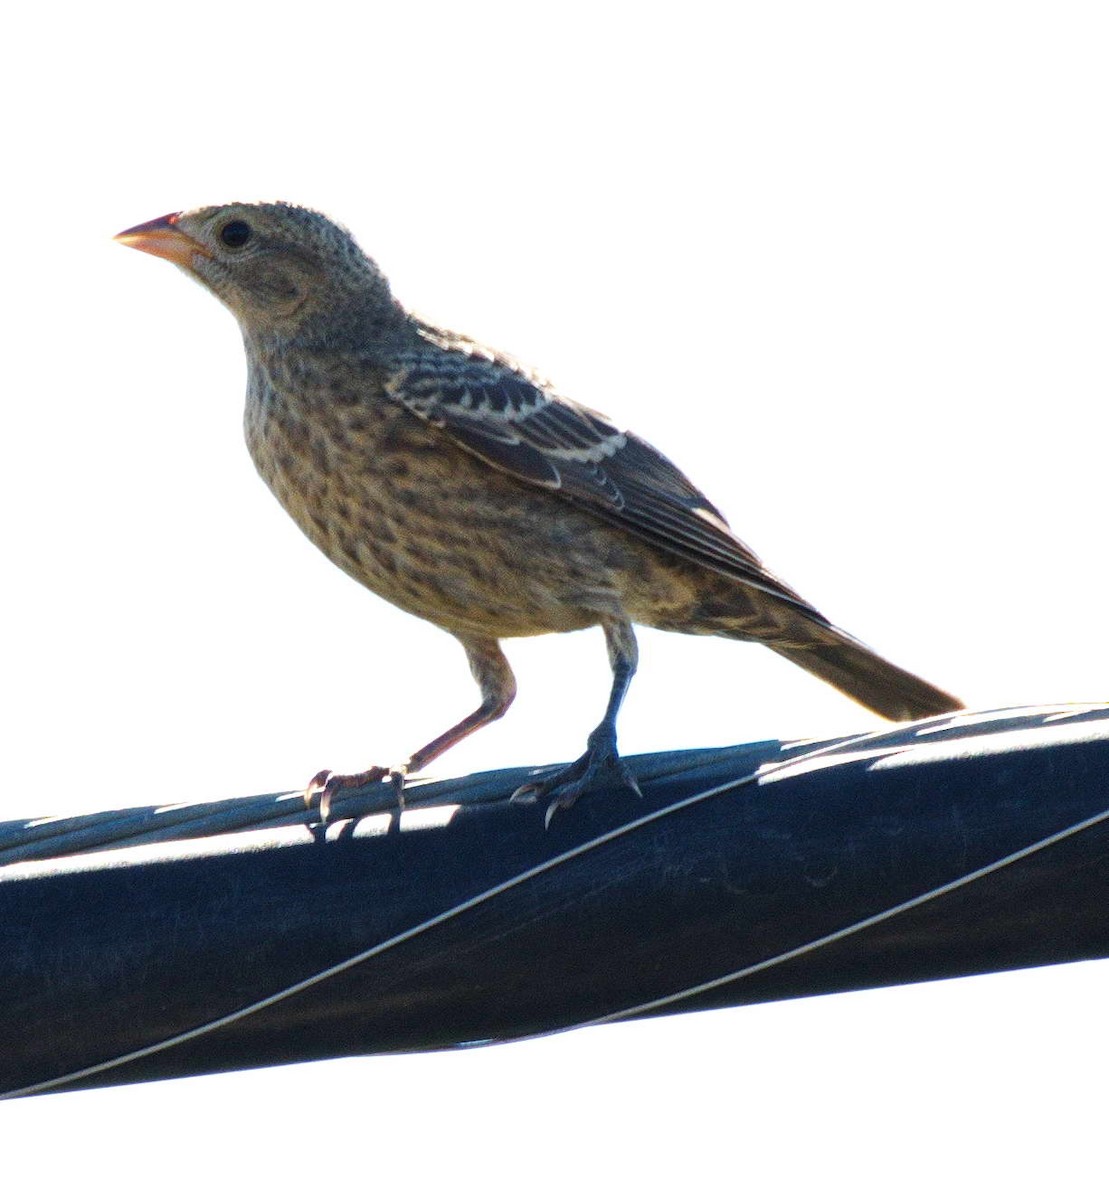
[[116, 202, 961, 820]]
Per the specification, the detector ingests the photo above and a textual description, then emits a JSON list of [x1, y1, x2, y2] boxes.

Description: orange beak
[[114, 213, 209, 268]]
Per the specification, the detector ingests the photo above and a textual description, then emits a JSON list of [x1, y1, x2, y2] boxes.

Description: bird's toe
[[305, 764, 400, 824], [511, 736, 640, 827]]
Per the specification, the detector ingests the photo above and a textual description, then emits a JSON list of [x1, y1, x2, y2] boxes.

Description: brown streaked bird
[[115, 203, 961, 822]]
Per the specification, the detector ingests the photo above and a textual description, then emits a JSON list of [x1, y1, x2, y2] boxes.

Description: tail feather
[[769, 631, 960, 721]]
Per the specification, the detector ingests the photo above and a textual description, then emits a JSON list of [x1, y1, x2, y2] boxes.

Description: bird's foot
[[511, 729, 641, 828], [304, 764, 406, 824]]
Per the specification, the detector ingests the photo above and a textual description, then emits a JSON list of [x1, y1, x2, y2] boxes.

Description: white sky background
[[2, 1, 1108, 1194]]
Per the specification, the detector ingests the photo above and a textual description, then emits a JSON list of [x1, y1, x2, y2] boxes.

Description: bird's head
[[115, 202, 398, 344]]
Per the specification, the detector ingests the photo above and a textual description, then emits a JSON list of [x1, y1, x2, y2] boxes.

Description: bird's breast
[[242, 363, 641, 637]]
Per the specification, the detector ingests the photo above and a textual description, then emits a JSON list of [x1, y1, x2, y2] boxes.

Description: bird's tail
[[767, 627, 961, 721]]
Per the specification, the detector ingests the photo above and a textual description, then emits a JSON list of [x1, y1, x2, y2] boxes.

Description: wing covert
[[382, 344, 815, 612]]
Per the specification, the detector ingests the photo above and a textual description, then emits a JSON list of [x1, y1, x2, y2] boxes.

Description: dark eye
[[219, 220, 252, 248]]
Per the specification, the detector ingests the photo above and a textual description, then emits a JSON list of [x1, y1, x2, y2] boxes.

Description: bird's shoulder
[[378, 322, 631, 495], [358, 321, 815, 610]]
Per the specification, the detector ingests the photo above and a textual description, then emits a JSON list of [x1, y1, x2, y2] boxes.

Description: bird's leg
[[306, 636, 516, 822], [403, 636, 518, 773], [512, 618, 642, 824]]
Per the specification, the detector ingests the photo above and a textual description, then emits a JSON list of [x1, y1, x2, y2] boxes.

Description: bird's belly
[[246, 404, 628, 638]]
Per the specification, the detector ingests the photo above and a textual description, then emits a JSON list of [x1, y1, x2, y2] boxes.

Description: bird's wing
[[383, 344, 819, 614]]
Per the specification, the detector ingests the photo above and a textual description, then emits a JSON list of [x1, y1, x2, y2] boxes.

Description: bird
[[115, 202, 961, 823]]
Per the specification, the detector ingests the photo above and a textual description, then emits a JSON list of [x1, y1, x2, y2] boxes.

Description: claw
[[304, 769, 332, 806], [515, 732, 640, 826], [304, 769, 335, 822], [304, 764, 396, 824], [509, 780, 541, 805], [384, 766, 408, 810]]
